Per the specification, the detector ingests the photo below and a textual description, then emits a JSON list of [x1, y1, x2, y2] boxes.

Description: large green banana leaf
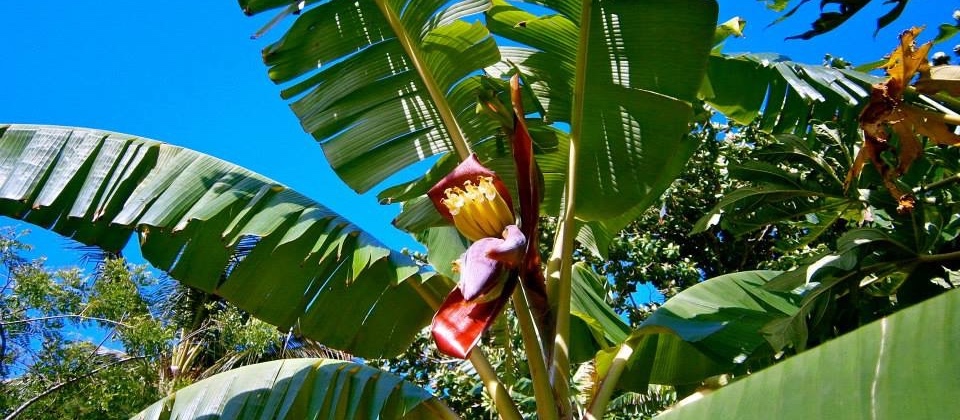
[[486, 0, 718, 222], [241, 0, 502, 194], [133, 358, 447, 419], [0, 124, 449, 359], [596, 271, 799, 391], [245, 0, 718, 238], [654, 287, 960, 420]]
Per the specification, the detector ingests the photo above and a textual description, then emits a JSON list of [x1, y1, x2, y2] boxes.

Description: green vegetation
[[3, 2, 960, 419]]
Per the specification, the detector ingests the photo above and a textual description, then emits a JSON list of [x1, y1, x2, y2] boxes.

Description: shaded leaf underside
[[605, 270, 799, 391], [703, 53, 881, 133]]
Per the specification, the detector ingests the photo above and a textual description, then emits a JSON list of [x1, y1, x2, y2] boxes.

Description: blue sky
[[0, 0, 954, 269]]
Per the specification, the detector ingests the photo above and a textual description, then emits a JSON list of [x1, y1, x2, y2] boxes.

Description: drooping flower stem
[[586, 343, 635, 418], [469, 348, 524, 420], [407, 279, 521, 419], [512, 287, 558, 420]]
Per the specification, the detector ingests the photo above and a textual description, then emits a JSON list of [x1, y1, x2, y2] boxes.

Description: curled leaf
[[846, 27, 960, 210]]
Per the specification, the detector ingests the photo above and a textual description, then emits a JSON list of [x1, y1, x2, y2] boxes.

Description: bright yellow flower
[[440, 176, 515, 242]]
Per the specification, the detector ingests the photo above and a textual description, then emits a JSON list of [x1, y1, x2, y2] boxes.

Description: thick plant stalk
[[408, 277, 521, 419], [374, 0, 473, 160], [586, 343, 635, 418], [422, 397, 464, 420], [470, 348, 524, 420], [512, 287, 558, 420], [548, 1, 594, 417], [378, 0, 520, 413]]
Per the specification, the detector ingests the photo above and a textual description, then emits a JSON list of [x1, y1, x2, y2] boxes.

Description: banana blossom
[[428, 75, 546, 358]]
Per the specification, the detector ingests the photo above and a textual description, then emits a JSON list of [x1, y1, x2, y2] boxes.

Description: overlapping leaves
[[701, 53, 879, 134], [694, 122, 863, 250], [486, 0, 718, 222], [655, 287, 960, 420], [594, 271, 799, 393], [243, 0, 501, 193], [0, 125, 445, 359]]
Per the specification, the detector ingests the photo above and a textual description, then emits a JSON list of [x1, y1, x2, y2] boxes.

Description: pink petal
[[459, 225, 525, 300]]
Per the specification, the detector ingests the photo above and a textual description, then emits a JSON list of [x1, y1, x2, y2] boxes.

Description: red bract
[[429, 75, 548, 359]]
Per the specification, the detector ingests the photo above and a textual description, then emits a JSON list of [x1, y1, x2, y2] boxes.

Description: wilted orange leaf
[[845, 27, 960, 212], [880, 27, 931, 93]]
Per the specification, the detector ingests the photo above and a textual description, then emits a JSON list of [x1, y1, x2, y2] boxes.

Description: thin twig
[[914, 173, 960, 194]]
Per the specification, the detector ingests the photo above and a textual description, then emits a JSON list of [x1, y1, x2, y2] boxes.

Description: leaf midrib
[[374, 0, 472, 160]]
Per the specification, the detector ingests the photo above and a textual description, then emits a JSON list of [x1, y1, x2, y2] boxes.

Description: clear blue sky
[[0, 1, 953, 268]]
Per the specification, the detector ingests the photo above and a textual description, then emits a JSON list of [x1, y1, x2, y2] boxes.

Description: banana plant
[[2, 1, 956, 419]]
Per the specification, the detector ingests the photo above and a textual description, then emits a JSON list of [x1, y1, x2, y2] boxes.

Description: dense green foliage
[[0, 231, 166, 418]]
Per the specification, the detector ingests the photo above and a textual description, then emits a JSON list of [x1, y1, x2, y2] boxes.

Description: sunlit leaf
[[487, 0, 717, 223], [242, 0, 501, 195], [133, 358, 443, 419], [0, 124, 447, 359], [655, 288, 960, 420], [600, 271, 799, 391]]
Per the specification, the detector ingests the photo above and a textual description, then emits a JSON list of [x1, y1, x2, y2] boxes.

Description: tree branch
[[0, 314, 132, 329], [4, 355, 147, 420]]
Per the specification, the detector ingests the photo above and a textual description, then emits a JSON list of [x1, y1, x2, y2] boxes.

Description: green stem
[[407, 278, 521, 419], [374, 0, 472, 160], [586, 343, 634, 418], [513, 287, 558, 420], [914, 173, 960, 193], [916, 250, 960, 264], [422, 396, 464, 420], [469, 348, 524, 420], [547, 2, 593, 417]]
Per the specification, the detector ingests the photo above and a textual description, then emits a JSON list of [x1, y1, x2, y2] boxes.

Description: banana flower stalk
[[428, 75, 548, 359]]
